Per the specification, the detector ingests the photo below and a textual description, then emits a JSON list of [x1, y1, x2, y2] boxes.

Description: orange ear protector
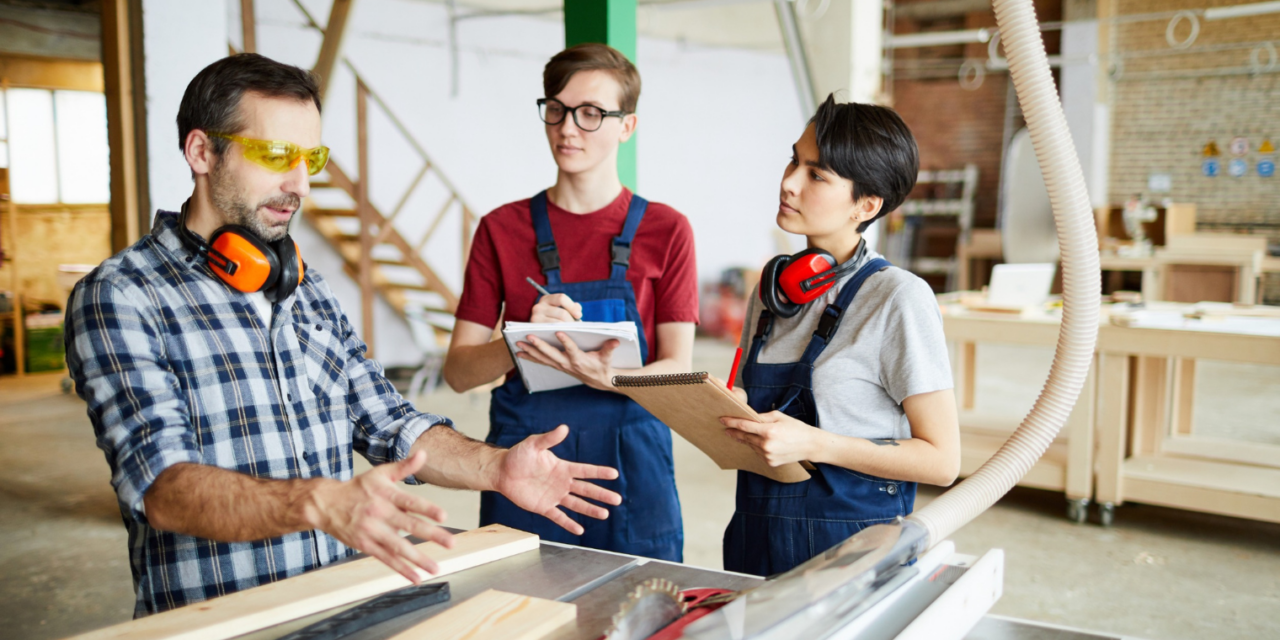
[[178, 205, 305, 303], [760, 248, 860, 318]]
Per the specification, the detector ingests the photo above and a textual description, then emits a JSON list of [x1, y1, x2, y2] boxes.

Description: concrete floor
[[1, 339, 1278, 639]]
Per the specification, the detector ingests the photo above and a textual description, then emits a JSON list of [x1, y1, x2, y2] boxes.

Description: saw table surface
[[233, 540, 1132, 640]]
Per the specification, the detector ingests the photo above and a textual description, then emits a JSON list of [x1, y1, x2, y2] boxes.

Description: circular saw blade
[[604, 578, 687, 640]]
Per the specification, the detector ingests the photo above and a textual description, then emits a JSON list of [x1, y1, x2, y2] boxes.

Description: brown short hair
[[178, 54, 321, 157], [543, 43, 641, 113]]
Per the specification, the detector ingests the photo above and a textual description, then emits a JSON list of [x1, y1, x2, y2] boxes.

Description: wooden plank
[[1097, 326, 1280, 365], [1170, 358, 1195, 436], [1063, 353, 1097, 501], [388, 589, 576, 640], [0, 54, 103, 91], [313, 0, 353, 100], [1130, 356, 1169, 456], [356, 79, 374, 357], [71, 525, 540, 640], [1094, 353, 1130, 505], [1123, 477, 1280, 524], [1160, 436, 1280, 470], [100, 1, 143, 254], [240, 0, 257, 54]]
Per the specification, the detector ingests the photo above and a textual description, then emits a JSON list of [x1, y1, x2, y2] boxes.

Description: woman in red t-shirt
[[443, 44, 698, 561]]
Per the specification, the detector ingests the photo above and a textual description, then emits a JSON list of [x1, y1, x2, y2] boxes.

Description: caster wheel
[[1066, 498, 1090, 524], [1099, 502, 1116, 527]]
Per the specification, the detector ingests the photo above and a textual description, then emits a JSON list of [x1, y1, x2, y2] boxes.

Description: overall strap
[[610, 194, 649, 281], [797, 257, 892, 365], [746, 308, 776, 367], [529, 191, 562, 285]]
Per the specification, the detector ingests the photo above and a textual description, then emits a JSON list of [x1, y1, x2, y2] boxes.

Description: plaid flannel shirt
[[65, 211, 451, 617]]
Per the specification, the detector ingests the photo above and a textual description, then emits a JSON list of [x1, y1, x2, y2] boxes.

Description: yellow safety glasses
[[208, 132, 330, 176]]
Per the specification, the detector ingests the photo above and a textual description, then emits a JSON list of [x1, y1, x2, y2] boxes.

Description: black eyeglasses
[[537, 98, 628, 132]]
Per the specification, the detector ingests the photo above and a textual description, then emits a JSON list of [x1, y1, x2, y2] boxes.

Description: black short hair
[[809, 94, 919, 232], [177, 53, 322, 156]]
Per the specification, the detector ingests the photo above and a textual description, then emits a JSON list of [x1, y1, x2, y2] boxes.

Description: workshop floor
[[1, 339, 1277, 640]]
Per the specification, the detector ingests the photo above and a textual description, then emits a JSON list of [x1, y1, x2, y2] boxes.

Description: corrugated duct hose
[[907, 0, 1101, 549], [681, 0, 1100, 637]]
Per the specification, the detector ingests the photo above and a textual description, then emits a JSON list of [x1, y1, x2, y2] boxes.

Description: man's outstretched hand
[[493, 425, 621, 535], [306, 451, 454, 584]]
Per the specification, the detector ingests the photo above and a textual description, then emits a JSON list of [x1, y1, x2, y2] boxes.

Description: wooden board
[[72, 525, 539, 640], [388, 589, 576, 640], [614, 372, 811, 483]]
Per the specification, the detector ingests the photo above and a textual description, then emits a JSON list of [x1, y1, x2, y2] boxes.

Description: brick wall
[[891, 0, 1062, 229], [1108, 0, 1280, 302], [1111, 3, 1280, 222]]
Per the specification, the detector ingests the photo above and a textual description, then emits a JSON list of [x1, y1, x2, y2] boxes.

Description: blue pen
[[526, 277, 581, 321]]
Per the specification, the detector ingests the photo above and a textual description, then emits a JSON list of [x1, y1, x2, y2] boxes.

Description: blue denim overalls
[[722, 258, 916, 576], [479, 190, 684, 561]]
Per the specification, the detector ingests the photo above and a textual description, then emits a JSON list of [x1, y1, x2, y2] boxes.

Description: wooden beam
[[70, 525, 540, 640], [356, 78, 375, 356], [0, 55, 103, 92], [313, 0, 354, 101], [240, 0, 257, 54], [1, 165, 23, 377], [100, 0, 143, 254]]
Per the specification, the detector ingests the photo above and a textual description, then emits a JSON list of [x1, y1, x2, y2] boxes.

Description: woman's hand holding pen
[[721, 411, 824, 468], [517, 332, 620, 391], [529, 292, 583, 323]]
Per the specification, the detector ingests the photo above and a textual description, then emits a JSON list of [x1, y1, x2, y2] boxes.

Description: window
[[0, 88, 110, 204]]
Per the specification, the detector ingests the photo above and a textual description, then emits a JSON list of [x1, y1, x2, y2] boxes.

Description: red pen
[[726, 347, 743, 390]]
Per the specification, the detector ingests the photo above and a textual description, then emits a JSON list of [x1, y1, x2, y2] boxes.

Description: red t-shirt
[[456, 188, 699, 363]]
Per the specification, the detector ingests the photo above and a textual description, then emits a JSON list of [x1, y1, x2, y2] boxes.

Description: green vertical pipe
[[564, 0, 637, 191]]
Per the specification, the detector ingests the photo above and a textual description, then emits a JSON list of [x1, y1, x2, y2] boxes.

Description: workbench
[[224, 538, 1126, 640], [942, 303, 1097, 521], [940, 298, 1280, 526]]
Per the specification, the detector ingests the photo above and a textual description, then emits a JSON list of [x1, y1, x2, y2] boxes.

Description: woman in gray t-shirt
[[719, 95, 960, 577]]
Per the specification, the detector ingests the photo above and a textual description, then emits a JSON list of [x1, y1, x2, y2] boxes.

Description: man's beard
[[210, 160, 301, 242]]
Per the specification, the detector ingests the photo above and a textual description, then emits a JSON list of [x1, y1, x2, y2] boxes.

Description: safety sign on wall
[[1229, 136, 1249, 156], [1202, 141, 1220, 177], [1228, 158, 1248, 177], [1260, 139, 1276, 178]]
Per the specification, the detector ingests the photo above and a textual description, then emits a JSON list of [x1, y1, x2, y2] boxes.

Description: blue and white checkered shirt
[[65, 211, 450, 617]]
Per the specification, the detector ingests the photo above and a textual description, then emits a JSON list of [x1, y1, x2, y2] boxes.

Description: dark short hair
[[543, 43, 641, 113], [177, 53, 322, 156], [809, 94, 919, 232]]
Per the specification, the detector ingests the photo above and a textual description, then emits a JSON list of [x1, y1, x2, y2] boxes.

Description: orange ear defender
[[178, 203, 305, 303]]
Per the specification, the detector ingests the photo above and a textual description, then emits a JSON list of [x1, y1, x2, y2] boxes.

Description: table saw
[[229, 534, 1130, 640]]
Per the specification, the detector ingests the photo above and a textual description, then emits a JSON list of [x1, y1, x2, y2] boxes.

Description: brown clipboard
[[613, 372, 812, 483]]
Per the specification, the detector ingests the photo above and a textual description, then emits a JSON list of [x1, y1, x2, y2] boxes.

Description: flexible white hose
[[906, 0, 1101, 548]]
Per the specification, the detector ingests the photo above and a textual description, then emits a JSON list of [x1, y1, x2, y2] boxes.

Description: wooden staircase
[[303, 157, 473, 319]]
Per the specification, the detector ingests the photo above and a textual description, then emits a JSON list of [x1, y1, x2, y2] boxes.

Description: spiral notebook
[[612, 372, 811, 484]]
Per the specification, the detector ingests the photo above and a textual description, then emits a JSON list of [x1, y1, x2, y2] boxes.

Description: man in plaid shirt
[[65, 54, 621, 617]]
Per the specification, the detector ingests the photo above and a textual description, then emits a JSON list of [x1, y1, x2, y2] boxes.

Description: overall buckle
[[754, 313, 775, 339], [537, 243, 560, 272], [814, 304, 843, 341], [611, 242, 632, 267]]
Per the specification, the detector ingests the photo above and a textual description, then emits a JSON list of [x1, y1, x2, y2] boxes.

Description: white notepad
[[502, 321, 644, 392]]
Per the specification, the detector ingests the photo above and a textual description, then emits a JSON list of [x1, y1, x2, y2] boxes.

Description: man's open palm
[[494, 425, 622, 534]]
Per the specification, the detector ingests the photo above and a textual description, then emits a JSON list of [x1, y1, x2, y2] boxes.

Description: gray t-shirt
[[735, 247, 953, 441]]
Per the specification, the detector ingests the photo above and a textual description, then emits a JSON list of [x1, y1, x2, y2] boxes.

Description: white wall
[[142, 0, 803, 366], [143, 0, 228, 217]]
